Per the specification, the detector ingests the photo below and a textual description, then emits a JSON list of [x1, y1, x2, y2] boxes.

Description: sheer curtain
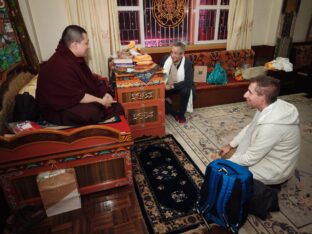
[[64, 0, 120, 76], [226, 0, 254, 51]]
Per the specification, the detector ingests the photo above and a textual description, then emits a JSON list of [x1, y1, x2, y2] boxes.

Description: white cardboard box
[[194, 66, 208, 83], [45, 191, 81, 217], [37, 168, 81, 217]]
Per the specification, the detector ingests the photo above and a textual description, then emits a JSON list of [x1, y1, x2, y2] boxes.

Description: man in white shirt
[[219, 76, 301, 185]]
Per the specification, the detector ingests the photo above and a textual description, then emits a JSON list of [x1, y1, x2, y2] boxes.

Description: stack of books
[[113, 58, 134, 68]]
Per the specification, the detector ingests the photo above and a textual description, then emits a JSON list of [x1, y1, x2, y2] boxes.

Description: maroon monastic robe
[[36, 41, 122, 125]]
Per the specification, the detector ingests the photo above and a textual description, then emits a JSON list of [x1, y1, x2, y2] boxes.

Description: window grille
[[117, 0, 229, 47]]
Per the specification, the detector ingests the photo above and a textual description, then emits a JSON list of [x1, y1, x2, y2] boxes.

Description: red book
[[8, 120, 42, 134]]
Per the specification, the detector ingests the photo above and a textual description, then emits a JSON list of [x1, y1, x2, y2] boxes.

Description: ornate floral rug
[[131, 136, 205, 234], [166, 93, 312, 234]]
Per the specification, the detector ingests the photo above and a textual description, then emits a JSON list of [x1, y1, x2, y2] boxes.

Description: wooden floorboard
[[3, 177, 231, 234], [28, 185, 148, 234]]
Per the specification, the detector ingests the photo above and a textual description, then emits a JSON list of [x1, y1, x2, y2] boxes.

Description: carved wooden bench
[[170, 49, 254, 109], [0, 65, 133, 211]]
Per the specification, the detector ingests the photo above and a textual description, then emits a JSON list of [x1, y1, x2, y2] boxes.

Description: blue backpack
[[197, 159, 253, 233]]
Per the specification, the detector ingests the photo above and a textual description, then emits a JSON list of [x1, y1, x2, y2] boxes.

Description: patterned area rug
[[166, 93, 312, 234], [131, 136, 205, 234]]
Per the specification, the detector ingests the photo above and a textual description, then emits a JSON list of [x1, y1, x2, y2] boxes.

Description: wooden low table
[[114, 65, 166, 139]]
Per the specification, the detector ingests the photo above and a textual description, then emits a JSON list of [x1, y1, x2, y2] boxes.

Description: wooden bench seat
[[0, 66, 133, 211], [194, 80, 249, 108], [171, 49, 254, 109], [0, 116, 133, 211]]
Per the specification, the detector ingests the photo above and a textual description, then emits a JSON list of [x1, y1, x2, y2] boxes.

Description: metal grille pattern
[[218, 9, 228, 39], [118, 11, 141, 45], [118, 0, 229, 46], [198, 10, 216, 41], [117, 0, 138, 6], [144, 0, 190, 47]]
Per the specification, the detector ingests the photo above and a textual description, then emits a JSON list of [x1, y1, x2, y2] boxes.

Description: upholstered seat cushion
[[18, 75, 38, 97], [185, 49, 255, 78]]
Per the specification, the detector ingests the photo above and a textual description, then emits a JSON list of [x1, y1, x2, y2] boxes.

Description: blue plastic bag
[[207, 63, 227, 85]]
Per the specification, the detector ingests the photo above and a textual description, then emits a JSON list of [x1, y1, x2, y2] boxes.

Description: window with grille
[[117, 0, 229, 48]]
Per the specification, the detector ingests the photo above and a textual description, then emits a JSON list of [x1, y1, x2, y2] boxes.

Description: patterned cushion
[[185, 49, 255, 78]]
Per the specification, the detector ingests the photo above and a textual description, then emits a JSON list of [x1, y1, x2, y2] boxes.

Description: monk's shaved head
[[61, 25, 87, 47]]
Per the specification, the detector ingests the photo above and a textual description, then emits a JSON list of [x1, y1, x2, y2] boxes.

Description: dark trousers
[[43, 102, 124, 125], [165, 87, 191, 115]]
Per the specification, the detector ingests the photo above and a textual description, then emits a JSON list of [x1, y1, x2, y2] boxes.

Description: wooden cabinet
[[115, 69, 165, 139]]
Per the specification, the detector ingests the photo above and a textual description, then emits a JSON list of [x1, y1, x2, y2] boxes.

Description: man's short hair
[[250, 76, 280, 104], [172, 42, 186, 52], [61, 25, 87, 47]]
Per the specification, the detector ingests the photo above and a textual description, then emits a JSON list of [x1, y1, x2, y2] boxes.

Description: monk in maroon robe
[[36, 25, 123, 125]]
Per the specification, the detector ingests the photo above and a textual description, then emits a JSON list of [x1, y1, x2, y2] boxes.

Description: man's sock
[[175, 112, 186, 123]]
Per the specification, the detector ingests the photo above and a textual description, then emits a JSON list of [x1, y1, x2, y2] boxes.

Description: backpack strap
[[207, 169, 221, 210], [238, 176, 248, 224], [200, 168, 221, 214], [217, 175, 236, 228]]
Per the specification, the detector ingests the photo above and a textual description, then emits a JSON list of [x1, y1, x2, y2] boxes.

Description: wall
[[252, 0, 283, 46], [18, 0, 311, 62], [293, 0, 312, 42], [18, 0, 68, 61], [18, 0, 41, 60]]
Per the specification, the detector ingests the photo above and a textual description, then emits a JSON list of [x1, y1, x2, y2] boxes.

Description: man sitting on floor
[[160, 42, 195, 123], [219, 76, 301, 186], [36, 25, 123, 125]]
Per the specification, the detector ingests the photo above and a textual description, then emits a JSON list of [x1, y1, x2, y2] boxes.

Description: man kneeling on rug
[[219, 75, 301, 186], [218, 76, 301, 219]]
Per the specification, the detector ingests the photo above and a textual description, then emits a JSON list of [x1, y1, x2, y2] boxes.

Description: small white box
[[45, 191, 81, 217], [194, 66, 208, 83], [37, 168, 81, 217]]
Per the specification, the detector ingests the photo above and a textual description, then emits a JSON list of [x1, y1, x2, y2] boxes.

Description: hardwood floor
[[0, 179, 232, 234], [28, 185, 148, 234], [22, 184, 230, 234]]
